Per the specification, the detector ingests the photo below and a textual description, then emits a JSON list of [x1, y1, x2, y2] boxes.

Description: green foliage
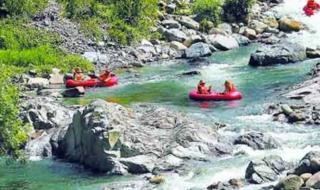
[[192, 0, 223, 25], [60, 0, 159, 45], [0, 65, 28, 157], [1, 0, 48, 16], [80, 18, 103, 39], [0, 46, 94, 73], [199, 19, 214, 33], [222, 0, 256, 22], [0, 20, 60, 50], [0, 17, 93, 158]]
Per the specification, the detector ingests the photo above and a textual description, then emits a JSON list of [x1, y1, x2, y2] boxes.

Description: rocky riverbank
[[29, 0, 315, 72]]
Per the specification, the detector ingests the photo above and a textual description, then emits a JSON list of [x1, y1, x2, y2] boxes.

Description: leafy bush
[[80, 18, 103, 39], [0, 65, 28, 157], [192, 0, 223, 26], [0, 20, 60, 50], [60, 0, 159, 45], [223, 0, 256, 22], [1, 0, 48, 16], [0, 46, 94, 73]]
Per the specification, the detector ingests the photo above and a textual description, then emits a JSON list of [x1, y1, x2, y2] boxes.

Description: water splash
[[273, 0, 320, 48]]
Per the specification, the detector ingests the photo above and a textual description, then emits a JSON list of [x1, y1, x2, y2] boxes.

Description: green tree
[[223, 0, 256, 22], [192, 0, 223, 25]]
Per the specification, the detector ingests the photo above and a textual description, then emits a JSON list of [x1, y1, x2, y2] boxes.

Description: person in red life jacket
[[197, 80, 212, 94], [304, 0, 320, 16], [73, 67, 84, 81], [224, 80, 236, 93], [99, 70, 112, 83]]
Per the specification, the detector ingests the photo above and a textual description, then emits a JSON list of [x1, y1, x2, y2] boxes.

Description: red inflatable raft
[[304, 6, 315, 16], [189, 90, 242, 101], [65, 77, 118, 88]]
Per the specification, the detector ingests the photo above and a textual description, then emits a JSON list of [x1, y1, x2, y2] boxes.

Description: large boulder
[[184, 42, 213, 58], [274, 175, 304, 190], [234, 132, 280, 150], [164, 29, 187, 42], [178, 16, 200, 30], [294, 151, 320, 175], [245, 155, 288, 184], [208, 34, 239, 51], [21, 97, 74, 130], [249, 42, 306, 66], [60, 100, 232, 173], [279, 17, 303, 32], [184, 35, 204, 47]]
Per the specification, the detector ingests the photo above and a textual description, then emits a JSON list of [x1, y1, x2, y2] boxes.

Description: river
[[2, 0, 320, 188], [1, 43, 320, 190]]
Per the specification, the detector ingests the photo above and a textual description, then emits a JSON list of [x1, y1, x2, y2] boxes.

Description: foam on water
[[273, 0, 320, 48]]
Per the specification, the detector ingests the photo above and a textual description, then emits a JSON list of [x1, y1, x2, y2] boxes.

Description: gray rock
[[25, 131, 53, 159], [305, 171, 320, 188], [170, 41, 187, 50], [231, 34, 250, 46], [184, 35, 204, 47], [62, 87, 85, 98], [209, 34, 239, 51], [249, 42, 306, 66], [217, 23, 233, 35], [239, 27, 257, 40], [178, 16, 200, 30], [294, 151, 320, 175], [249, 20, 268, 34], [164, 29, 187, 42], [161, 19, 181, 29], [82, 52, 108, 64], [37, 89, 63, 98], [60, 100, 232, 173], [22, 97, 74, 130], [27, 78, 49, 90], [274, 175, 304, 190], [234, 132, 280, 150], [120, 155, 156, 174], [184, 42, 213, 58], [246, 155, 287, 184], [306, 47, 320, 59]]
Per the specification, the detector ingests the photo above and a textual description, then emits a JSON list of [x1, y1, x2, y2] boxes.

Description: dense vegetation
[[193, 0, 256, 25], [0, 1, 93, 157], [60, 0, 159, 44]]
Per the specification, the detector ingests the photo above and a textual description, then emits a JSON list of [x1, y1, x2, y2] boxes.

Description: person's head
[[225, 80, 233, 87], [199, 80, 205, 86], [74, 67, 82, 73], [309, 0, 315, 2]]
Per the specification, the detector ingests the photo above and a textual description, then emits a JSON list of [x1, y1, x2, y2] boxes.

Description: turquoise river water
[[1, 45, 320, 190]]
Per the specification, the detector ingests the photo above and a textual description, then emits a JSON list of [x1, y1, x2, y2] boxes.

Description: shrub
[[1, 0, 48, 16], [192, 0, 223, 26], [80, 18, 103, 39], [60, 0, 159, 45], [0, 65, 28, 157], [0, 20, 60, 50], [222, 0, 256, 23], [0, 46, 94, 73]]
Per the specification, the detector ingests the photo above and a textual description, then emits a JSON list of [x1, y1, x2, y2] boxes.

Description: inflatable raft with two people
[[189, 80, 242, 101], [304, 0, 320, 16], [65, 67, 118, 88]]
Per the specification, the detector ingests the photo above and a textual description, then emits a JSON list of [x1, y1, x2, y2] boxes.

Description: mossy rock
[[275, 175, 304, 190]]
